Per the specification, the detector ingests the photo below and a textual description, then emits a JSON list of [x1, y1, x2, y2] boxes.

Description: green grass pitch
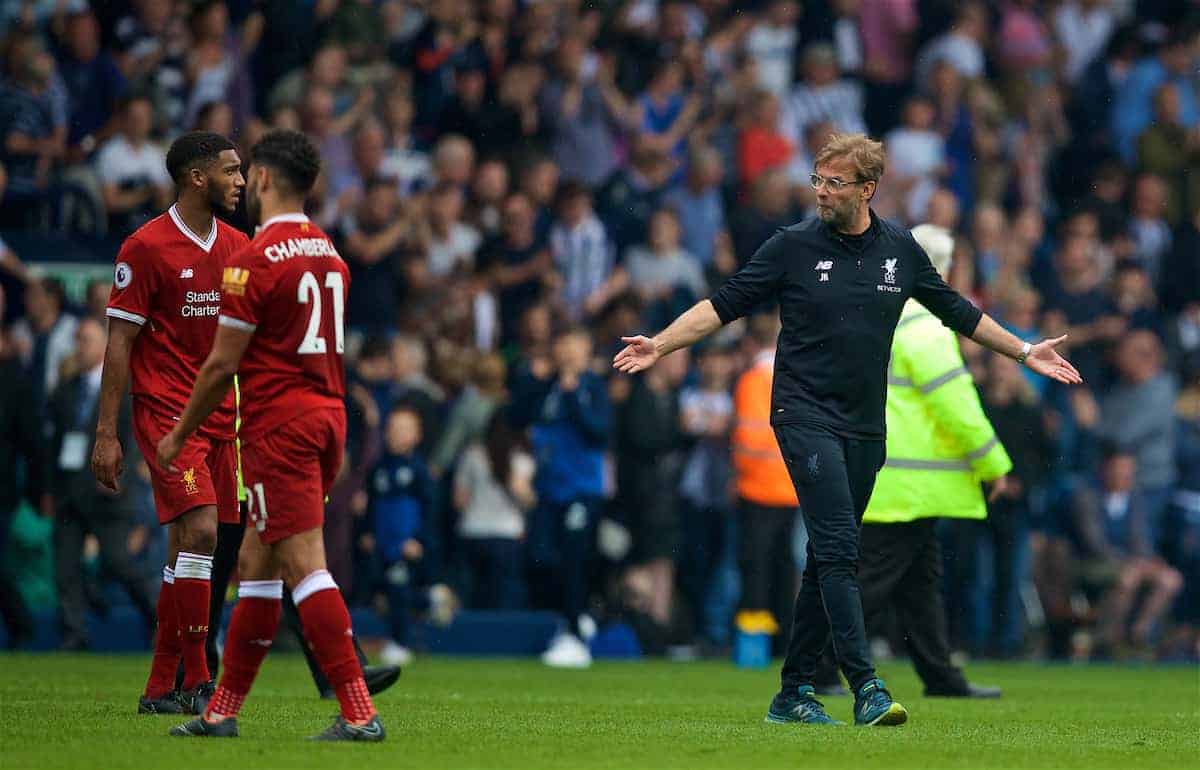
[[1, 654, 1196, 769]]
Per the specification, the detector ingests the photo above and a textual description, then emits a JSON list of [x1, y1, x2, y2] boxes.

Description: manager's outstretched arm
[[970, 313, 1082, 385], [613, 300, 722, 373]]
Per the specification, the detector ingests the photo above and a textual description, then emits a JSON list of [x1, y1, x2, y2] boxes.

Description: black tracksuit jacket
[[710, 210, 983, 439]]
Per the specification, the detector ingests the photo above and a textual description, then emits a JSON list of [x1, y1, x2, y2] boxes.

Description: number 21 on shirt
[[297, 270, 344, 355]]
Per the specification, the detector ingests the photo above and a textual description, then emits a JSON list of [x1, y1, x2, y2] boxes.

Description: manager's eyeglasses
[[809, 173, 869, 193]]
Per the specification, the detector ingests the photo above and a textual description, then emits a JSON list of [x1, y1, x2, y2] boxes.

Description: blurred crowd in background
[[0, 0, 1198, 665]]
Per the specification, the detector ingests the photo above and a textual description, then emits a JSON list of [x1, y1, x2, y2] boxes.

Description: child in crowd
[[453, 409, 537, 609], [369, 406, 434, 665], [623, 208, 708, 330], [677, 344, 737, 647], [884, 94, 946, 223]]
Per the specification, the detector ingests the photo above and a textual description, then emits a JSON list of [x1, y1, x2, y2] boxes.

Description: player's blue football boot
[[169, 716, 239, 737], [137, 693, 183, 714], [765, 685, 846, 725], [176, 680, 215, 715], [309, 714, 386, 742], [854, 678, 908, 726]]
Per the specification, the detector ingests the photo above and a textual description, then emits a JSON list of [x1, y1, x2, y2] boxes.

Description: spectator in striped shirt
[[744, 0, 801, 97], [549, 182, 620, 321], [786, 43, 866, 146]]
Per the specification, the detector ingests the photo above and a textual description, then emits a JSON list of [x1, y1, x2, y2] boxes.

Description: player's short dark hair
[[165, 131, 237, 186], [250, 129, 321, 197]]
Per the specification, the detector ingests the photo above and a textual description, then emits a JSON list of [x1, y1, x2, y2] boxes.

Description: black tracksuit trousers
[[774, 424, 884, 694], [860, 519, 970, 694]]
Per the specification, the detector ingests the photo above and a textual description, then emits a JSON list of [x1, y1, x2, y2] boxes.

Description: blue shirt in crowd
[[518, 371, 610, 505], [663, 184, 725, 266], [0, 83, 59, 196], [1111, 56, 1199, 162], [370, 451, 433, 564], [55, 51, 126, 146]]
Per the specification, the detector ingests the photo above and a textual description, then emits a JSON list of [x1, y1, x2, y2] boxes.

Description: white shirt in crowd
[[833, 16, 864, 74], [745, 22, 798, 96], [914, 32, 985, 91], [1054, 1, 1116, 83], [380, 142, 432, 197], [884, 127, 945, 224], [623, 245, 708, 300], [1129, 217, 1172, 283], [94, 136, 171, 190], [427, 222, 482, 278], [454, 445, 535, 540]]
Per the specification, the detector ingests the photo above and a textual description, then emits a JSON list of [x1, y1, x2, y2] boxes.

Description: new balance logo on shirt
[[180, 268, 194, 279]]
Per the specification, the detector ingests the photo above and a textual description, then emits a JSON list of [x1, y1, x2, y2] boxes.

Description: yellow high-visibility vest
[[863, 301, 1012, 523]]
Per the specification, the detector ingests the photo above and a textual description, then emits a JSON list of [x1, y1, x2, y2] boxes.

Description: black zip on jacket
[[710, 210, 983, 439]]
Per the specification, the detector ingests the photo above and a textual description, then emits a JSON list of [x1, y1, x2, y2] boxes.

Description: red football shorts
[[132, 403, 240, 525], [239, 407, 346, 545]]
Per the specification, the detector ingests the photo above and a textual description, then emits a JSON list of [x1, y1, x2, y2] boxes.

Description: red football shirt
[[218, 213, 350, 441], [106, 204, 248, 440]]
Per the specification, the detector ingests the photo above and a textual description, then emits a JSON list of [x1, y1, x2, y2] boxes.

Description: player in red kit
[[92, 132, 248, 716], [158, 130, 384, 742]]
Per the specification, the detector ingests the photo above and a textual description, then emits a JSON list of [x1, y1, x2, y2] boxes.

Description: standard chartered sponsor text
[[182, 289, 221, 317]]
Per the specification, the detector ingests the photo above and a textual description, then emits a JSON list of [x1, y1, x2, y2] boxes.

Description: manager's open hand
[[613, 335, 660, 373], [1026, 335, 1083, 385]]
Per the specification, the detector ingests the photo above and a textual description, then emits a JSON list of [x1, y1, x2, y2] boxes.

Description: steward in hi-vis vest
[[859, 224, 1009, 699]]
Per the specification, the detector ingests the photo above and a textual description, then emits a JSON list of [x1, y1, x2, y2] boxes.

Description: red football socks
[[294, 570, 376, 724], [204, 581, 282, 721], [336, 677, 374, 724], [143, 567, 180, 699], [174, 552, 213, 689]]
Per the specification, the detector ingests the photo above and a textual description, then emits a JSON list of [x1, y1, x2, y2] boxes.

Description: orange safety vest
[[732, 352, 798, 507]]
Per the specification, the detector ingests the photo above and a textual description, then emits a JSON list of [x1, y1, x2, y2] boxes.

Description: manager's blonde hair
[[813, 133, 886, 183]]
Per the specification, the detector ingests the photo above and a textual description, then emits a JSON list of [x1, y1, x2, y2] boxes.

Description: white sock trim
[[239, 580, 283, 600], [292, 569, 337, 606], [174, 551, 213, 581], [162, 566, 175, 585]]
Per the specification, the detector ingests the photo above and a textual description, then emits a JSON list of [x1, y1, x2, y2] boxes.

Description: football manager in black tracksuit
[[614, 133, 1082, 727]]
